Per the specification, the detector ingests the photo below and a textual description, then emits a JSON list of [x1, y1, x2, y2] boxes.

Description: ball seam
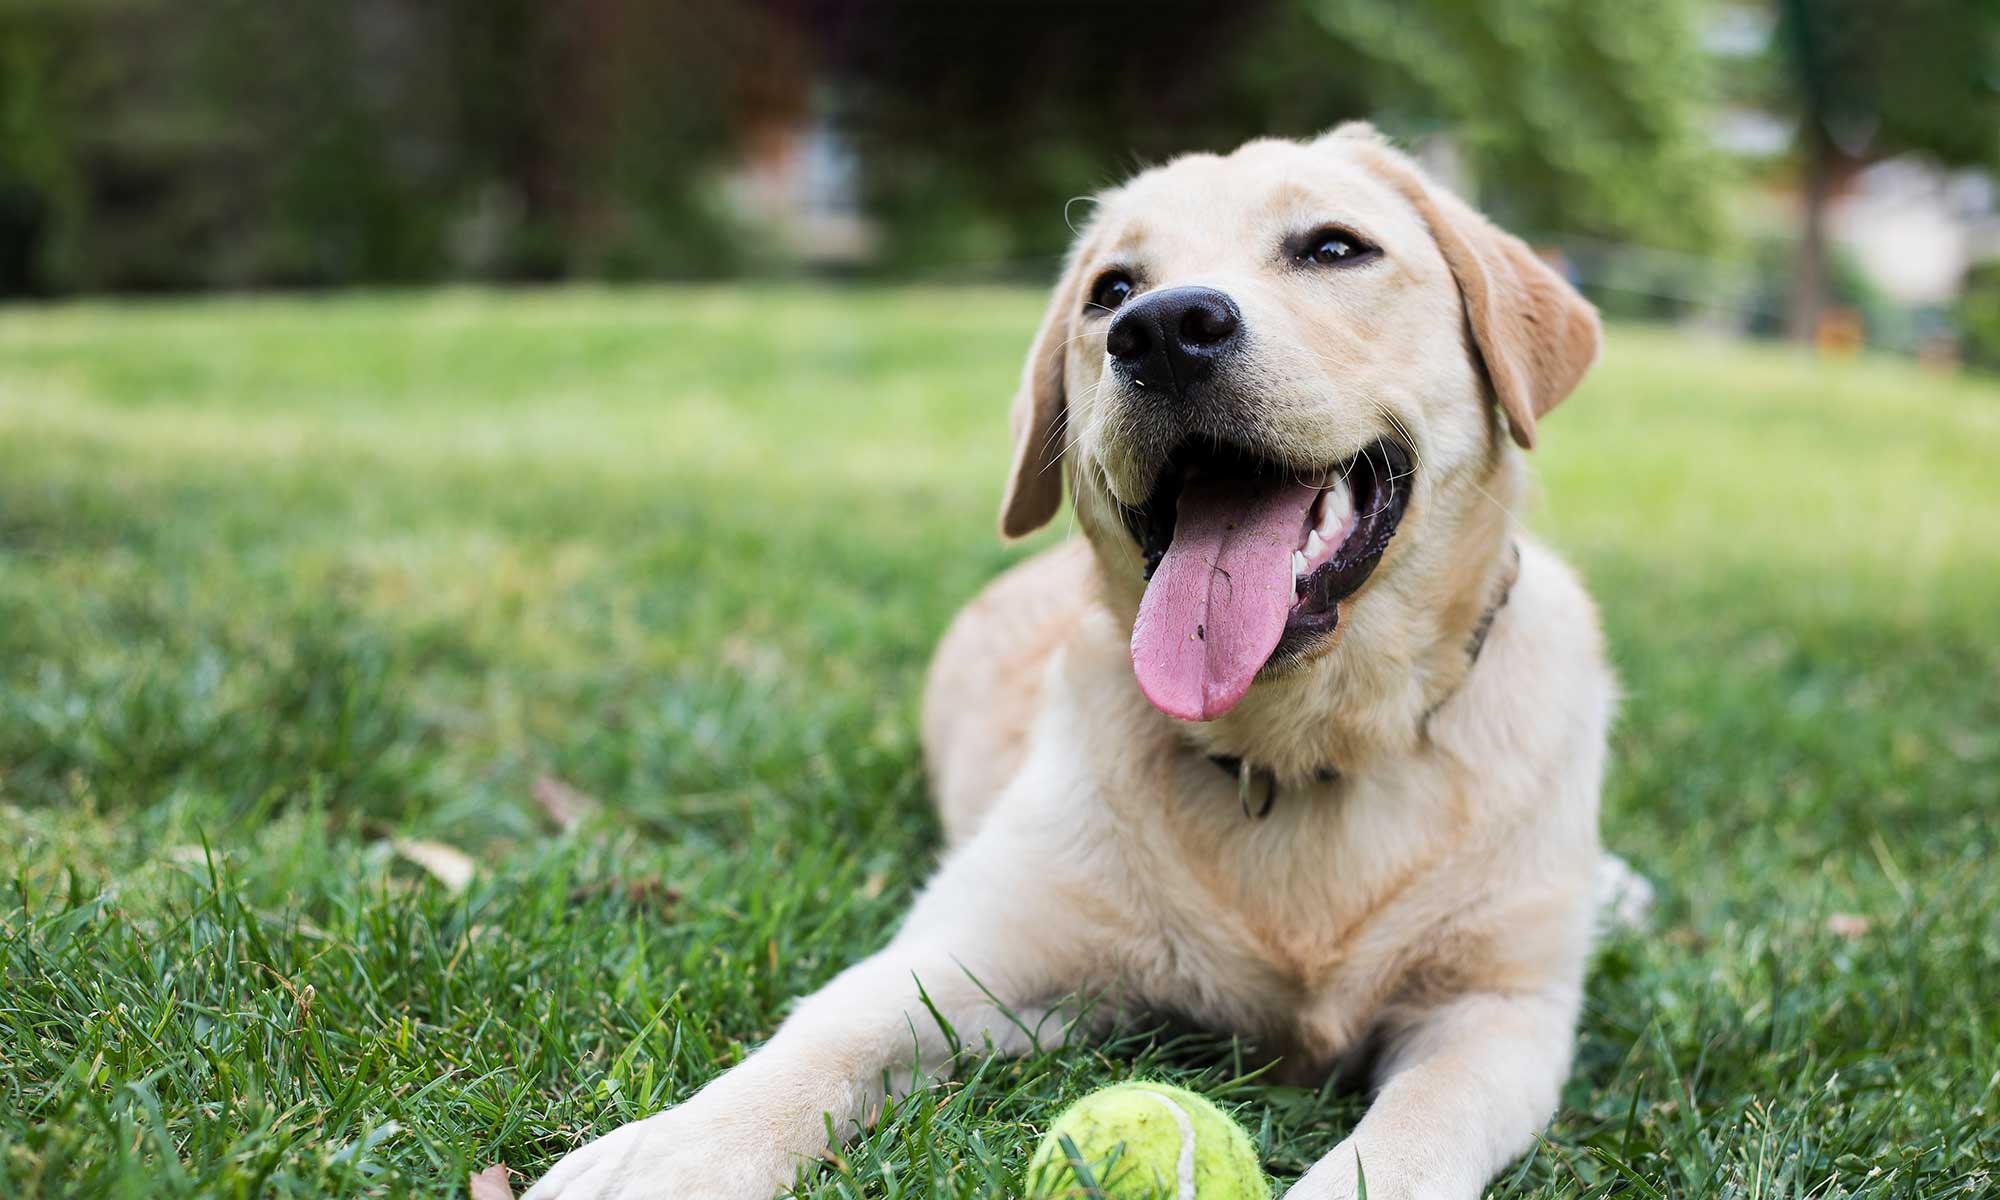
[[1131, 1087, 1197, 1200]]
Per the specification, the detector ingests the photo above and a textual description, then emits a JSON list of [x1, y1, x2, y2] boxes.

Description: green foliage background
[[0, 0, 1727, 295]]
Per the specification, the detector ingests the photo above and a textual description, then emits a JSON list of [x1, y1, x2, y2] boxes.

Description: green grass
[[1, 286, 1995, 1199]]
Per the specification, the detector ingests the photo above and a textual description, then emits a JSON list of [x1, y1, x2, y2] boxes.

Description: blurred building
[[1829, 159, 2000, 308], [725, 113, 877, 269]]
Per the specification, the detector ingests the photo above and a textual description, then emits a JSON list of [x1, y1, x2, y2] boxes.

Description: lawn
[[1, 286, 1995, 1199]]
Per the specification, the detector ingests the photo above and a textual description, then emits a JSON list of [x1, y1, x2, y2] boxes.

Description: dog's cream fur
[[530, 125, 1619, 1200]]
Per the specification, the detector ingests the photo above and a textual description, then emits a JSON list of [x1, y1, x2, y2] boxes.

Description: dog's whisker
[[1035, 403, 1074, 476], [1053, 328, 1107, 353], [1062, 195, 1100, 237], [1372, 400, 1523, 527]]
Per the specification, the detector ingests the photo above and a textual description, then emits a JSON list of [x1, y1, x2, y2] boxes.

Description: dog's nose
[[1105, 286, 1243, 394]]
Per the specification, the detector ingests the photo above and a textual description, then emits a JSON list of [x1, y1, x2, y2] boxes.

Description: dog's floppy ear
[[1332, 124, 1600, 449], [999, 247, 1088, 539]]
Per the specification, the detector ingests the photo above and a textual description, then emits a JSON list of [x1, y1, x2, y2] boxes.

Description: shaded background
[[3, 0, 1998, 364]]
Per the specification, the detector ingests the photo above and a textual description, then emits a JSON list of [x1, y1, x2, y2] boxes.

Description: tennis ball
[[1027, 1082, 1270, 1199]]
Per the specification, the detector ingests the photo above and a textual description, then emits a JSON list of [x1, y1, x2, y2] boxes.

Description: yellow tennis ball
[[1028, 1082, 1270, 1199]]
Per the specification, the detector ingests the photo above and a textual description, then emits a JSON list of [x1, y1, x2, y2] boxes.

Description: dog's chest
[[1119, 761, 1474, 1047]]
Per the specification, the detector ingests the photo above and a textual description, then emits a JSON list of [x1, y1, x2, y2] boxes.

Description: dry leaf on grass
[[533, 773, 599, 831], [568, 876, 680, 916], [468, 1163, 516, 1200], [392, 838, 477, 894]]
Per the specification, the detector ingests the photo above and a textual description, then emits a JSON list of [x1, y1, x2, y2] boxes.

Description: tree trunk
[[1787, 122, 1837, 345]]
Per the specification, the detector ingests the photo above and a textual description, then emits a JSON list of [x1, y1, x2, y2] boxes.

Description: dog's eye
[[1294, 229, 1377, 267], [1086, 271, 1134, 314]]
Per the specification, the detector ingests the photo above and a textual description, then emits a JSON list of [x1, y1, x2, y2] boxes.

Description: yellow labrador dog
[[531, 123, 1634, 1200]]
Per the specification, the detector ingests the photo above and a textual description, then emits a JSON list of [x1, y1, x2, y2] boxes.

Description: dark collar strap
[[1460, 540, 1521, 668], [1208, 754, 1338, 818], [1205, 540, 1520, 819]]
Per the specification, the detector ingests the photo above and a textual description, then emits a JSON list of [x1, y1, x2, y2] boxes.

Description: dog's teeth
[[1318, 477, 1353, 537], [1292, 550, 1309, 578], [1304, 530, 1326, 560]]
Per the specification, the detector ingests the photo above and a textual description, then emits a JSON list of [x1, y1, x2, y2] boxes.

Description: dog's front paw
[[1284, 1138, 1460, 1200], [523, 1107, 800, 1200], [1284, 1140, 1368, 1200]]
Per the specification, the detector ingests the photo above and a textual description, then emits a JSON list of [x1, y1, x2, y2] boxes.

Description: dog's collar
[[1422, 539, 1522, 729], [1209, 753, 1335, 819], [1205, 541, 1521, 819]]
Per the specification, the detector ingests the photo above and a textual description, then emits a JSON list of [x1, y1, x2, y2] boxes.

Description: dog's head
[[1000, 125, 1598, 726]]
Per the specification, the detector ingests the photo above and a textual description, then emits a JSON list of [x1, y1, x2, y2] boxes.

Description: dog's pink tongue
[[1131, 473, 1318, 721]]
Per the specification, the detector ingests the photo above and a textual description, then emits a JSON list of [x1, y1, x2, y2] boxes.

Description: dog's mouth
[[1122, 437, 1412, 722]]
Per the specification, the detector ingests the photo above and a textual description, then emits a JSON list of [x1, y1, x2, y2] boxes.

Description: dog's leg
[[525, 845, 1088, 1200], [1285, 986, 1581, 1200]]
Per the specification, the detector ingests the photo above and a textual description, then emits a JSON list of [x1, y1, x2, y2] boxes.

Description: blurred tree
[[1306, 0, 1724, 245], [814, 0, 1321, 272], [820, 0, 1722, 273], [1961, 257, 2000, 368], [0, 0, 458, 290], [433, 0, 767, 280], [0, 2, 81, 293], [0, 0, 1730, 293], [218, 0, 456, 285], [1774, 0, 2000, 341], [0, 0, 768, 293]]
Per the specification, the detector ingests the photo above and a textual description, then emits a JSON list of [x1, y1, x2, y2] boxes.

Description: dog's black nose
[[1105, 286, 1243, 394]]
